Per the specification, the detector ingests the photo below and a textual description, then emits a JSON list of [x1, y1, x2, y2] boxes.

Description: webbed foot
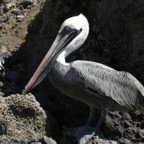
[[76, 126, 96, 144]]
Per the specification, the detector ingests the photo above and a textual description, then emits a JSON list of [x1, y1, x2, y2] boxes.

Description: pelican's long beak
[[22, 28, 80, 95]]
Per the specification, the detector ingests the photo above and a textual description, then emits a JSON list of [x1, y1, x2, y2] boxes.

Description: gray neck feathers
[[48, 61, 70, 86]]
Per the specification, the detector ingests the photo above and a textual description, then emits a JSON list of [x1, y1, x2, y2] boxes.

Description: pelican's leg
[[95, 110, 107, 131], [76, 110, 107, 144], [86, 107, 95, 126]]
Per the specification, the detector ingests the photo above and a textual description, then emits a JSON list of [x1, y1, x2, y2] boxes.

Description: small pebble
[[0, 92, 5, 96], [43, 136, 57, 144], [0, 82, 3, 87], [19, 0, 34, 8], [16, 15, 25, 22], [39, 136, 57, 144]]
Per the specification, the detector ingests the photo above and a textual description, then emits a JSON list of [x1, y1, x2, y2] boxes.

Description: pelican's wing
[[71, 60, 144, 109]]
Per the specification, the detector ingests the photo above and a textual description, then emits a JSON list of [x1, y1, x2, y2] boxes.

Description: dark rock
[[19, 0, 34, 8], [3, 86, 16, 95], [12, 63, 25, 70], [5, 71, 21, 83], [35, 92, 57, 110], [3, 81, 22, 96], [123, 127, 137, 140]]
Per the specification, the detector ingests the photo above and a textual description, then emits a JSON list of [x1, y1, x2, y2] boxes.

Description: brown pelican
[[23, 14, 144, 144]]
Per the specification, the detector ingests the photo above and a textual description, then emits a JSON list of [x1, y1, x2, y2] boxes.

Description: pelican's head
[[58, 14, 89, 55], [22, 14, 89, 94]]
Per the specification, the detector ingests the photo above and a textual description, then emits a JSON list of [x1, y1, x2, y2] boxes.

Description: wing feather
[[71, 60, 144, 109]]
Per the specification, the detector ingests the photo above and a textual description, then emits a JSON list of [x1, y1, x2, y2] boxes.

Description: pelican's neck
[[56, 50, 69, 66], [56, 14, 89, 66]]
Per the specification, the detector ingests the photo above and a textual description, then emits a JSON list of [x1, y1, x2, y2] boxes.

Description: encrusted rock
[[0, 93, 50, 143], [4, 2, 16, 12], [91, 135, 118, 144]]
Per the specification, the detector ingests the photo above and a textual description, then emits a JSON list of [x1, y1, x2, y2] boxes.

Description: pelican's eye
[[60, 26, 74, 37], [65, 26, 71, 32]]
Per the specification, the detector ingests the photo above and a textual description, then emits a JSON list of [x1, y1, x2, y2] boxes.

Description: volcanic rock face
[[0, 93, 49, 143]]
